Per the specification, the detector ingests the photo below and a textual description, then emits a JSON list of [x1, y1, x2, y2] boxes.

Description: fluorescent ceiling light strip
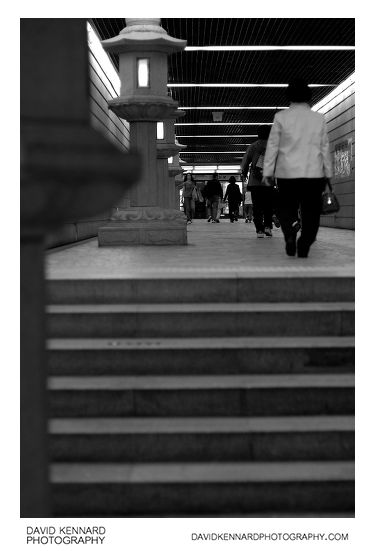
[[185, 45, 354, 52], [180, 151, 246, 154], [187, 169, 242, 174], [190, 165, 218, 170], [176, 123, 273, 126], [168, 83, 335, 88], [182, 165, 241, 172], [176, 135, 258, 138], [178, 106, 288, 110]]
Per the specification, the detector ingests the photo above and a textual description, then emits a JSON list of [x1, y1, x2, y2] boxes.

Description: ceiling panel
[[161, 18, 354, 47], [178, 110, 283, 124], [168, 51, 354, 84], [169, 86, 335, 107]]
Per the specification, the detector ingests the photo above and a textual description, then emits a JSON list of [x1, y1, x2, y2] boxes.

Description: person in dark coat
[[223, 176, 242, 222], [241, 126, 274, 238], [202, 174, 223, 223]]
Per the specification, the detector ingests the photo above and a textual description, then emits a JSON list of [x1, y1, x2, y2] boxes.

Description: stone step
[[46, 302, 354, 338], [46, 274, 354, 305], [49, 415, 354, 462], [50, 461, 354, 516], [48, 374, 354, 417], [122, 512, 355, 518], [47, 336, 354, 375]]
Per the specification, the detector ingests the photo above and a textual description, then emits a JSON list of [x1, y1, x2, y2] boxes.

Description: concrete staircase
[[46, 274, 354, 517]]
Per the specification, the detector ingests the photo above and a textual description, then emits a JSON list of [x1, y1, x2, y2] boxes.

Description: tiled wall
[[87, 27, 130, 152], [316, 77, 355, 230]]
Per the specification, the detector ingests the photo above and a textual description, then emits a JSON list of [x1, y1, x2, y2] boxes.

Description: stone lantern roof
[[102, 18, 187, 54]]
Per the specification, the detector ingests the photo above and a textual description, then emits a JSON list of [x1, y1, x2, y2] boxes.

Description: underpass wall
[[315, 76, 355, 230], [46, 22, 130, 249]]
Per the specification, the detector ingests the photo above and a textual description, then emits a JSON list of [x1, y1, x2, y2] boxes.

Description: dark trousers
[[183, 197, 195, 221], [207, 196, 221, 220], [228, 200, 240, 221], [250, 187, 274, 232], [277, 178, 326, 249], [244, 204, 253, 220]]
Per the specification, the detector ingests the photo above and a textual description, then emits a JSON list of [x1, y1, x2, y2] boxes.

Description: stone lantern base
[[98, 206, 187, 246]]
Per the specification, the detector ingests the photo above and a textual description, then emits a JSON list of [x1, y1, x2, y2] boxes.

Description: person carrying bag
[[263, 78, 334, 258]]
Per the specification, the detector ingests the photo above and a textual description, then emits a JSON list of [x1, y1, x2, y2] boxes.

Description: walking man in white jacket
[[263, 79, 333, 258]]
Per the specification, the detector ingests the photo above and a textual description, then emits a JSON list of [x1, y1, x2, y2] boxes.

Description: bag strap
[[326, 178, 333, 192], [251, 145, 266, 172]]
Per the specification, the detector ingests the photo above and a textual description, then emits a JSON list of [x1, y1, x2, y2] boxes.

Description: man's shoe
[[297, 238, 309, 258], [215, 219, 220, 223], [207, 217, 212, 222], [264, 227, 272, 237], [285, 221, 301, 256], [257, 231, 265, 238]]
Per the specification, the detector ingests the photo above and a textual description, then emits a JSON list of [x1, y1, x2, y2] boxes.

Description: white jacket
[[263, 103, 333, 179]]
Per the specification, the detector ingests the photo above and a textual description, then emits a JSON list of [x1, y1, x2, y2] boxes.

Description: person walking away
[[216, 197, 224, 222], [243, 183, 253, 223], [263, 78, 333, 258], [223, 176, 243, 222], [194, 184, 204, 218], [241, 126, 273, 237], [202, 174, 223, 223], [182, 173, 197, 224]]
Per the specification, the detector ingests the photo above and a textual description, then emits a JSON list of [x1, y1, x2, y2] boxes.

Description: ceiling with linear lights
[[91, 18, 355, 167]]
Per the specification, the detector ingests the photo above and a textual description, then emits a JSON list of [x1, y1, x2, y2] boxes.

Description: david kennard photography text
[[26, 526, 106, 545]]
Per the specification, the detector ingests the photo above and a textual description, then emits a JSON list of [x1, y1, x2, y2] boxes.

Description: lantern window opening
[[157, 122, 165, 140], [137, 58, 150, 88]]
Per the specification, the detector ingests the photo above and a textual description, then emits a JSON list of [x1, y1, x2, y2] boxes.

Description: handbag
[[192, 187, 198, 201], [321, 180, 340, 215]]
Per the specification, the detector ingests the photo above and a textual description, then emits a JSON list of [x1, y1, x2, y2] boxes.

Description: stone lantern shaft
[[98, 18, 188, 245]]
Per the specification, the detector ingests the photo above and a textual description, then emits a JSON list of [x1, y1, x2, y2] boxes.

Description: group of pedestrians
[[183, 172, 273, 227], [182, 79, 333, 259], [183, 173, 241, 224]]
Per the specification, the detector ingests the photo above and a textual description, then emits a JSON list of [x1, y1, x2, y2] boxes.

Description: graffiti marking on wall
[[334, 138, 352, 178]]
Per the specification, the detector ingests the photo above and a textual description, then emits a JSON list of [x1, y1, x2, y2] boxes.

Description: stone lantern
[[98, 18, 188, 246]]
